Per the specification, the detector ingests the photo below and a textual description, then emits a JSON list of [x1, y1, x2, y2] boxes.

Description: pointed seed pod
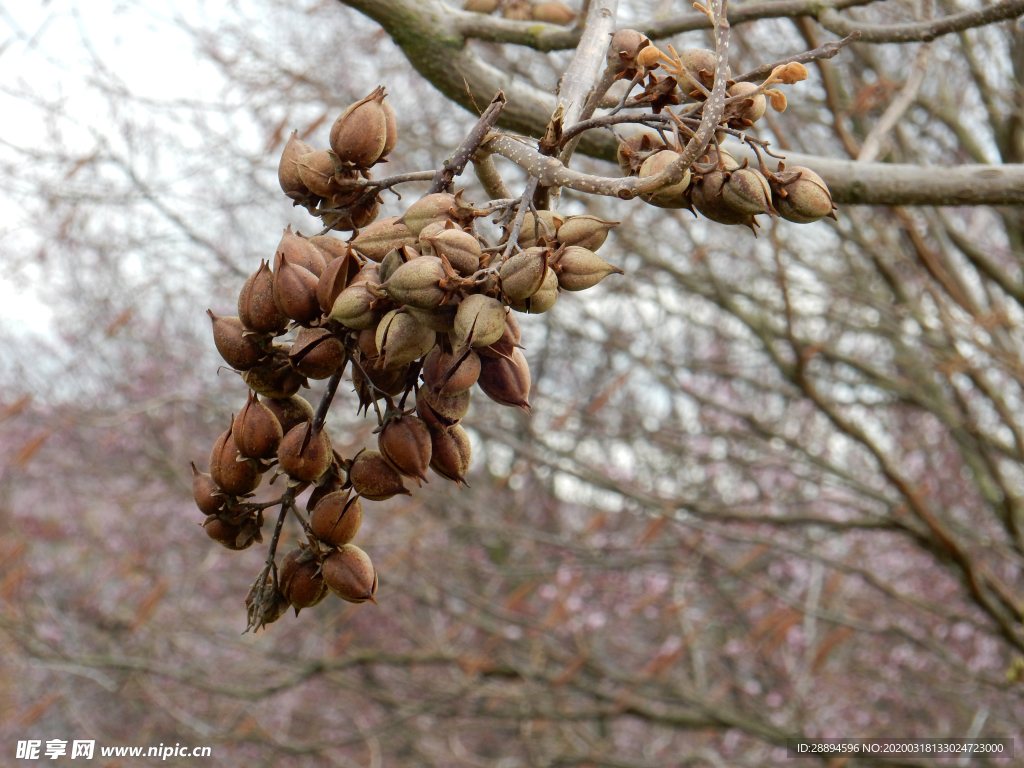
[[464, 0, 499, 11], [552, 246, 624, 291], [478, 348, 531, 412], [477, 311, 522, 360], [508, 267, 558, 314], [351, 216, 416, 262], [638, 150, 691, 209], [274, 227, 327, 277], [531, 0, 576, 24], [349, 449, 409, 500], [773, 167, 836, 223], [378, 415, 432, 482], [310, 491, 363, 547], [381, 98, 398, 161], [278, 131, 315, 199], [607, 29, 648, 74], [296, 150, 342, 198], [289, 327, 347, 379], [405, 305, 457, 333], [677, 48, 721, 92], [203, 517, 255, 550], [429, 423, 472, 485], [726, 81, 767, 125], [309, 235, 351, 263], [721, 167, 773, 216], [234, 391, 284, 460], [316, 250, 362, 314], [243, 361, 307, 399], [375, 309, 436, 369], [191, 461, 225, 516], [400, 193, 456, 237], [426, 228, 481, 276], [423, 345, 481, 396], [500, 247, 548, 302], [380, 256, 447, 309], [378, 248, 407, 284], [692, 168, 758, 230], [453, 294, 507, 349], [330, 86, 391, 167], [207, 311, 266, 370], [264, 395, 315, 436], [238, 261, 289, 334], [502, 0, 532, 20], [517, 210, 563, 249], [322, 545, 378, 603], [279, 548, 328, 613], [329, 283, 381, 331], [273, 255, 322, 325], [555, 215, 618, 251], [416, 385, 471, 429], [209, 419, 263, 496], [416, 220, 448, 257], [278, 422, 333, 483]]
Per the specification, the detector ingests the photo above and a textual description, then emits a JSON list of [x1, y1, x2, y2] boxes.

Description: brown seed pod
[[329, 281, 382, 330], [190, 461, 225, 516], [264, 395, 315, 436], [692, 165, 760, 232], [381, 256, 448, 309], [352, 361, 409, 409], [721, 167, 773, 217], [323, 196, 382, 232], [351, 216, 416, 262], [416, 220, 448, 257], [278, 131, 315, 200], [278, 422, 333, 483], [507, 267, 558, 314], [378, 415, 432, 482], [316, 249, 363, 315], [500, 247, 549, 302], [416, 385, 471, 429], [464, 0, 499, 11], [425, 227, 481, 276], [400, 193, 456, 237], [453, 294, 507, 349], [289, 327, 347, 379], [349, 449, 410, 500], [203, 516, 256, 551], [477, 311, 522, 360], [555, 215, 618, 251], [531, 0, 576, 24], [234, 391, 284, 460], [405, 304, 457, 333], [274, 227, 328, 277], [238, 261, 289, 335], [726, 81, 767, 127], [242, 361, 307, 399], [616, 130, 668, 176], [209, 419, 263, 496], [279, 547, 328, 614], [207, 310, 266, 371], [502, 0, 532, 20], [477, 348, 531, 413], [309, 235, 351, 263], [638, 150, 691, 209], [607, 29, 649, 76], [772, 166, 836, 223], [551, 246, 624, 291], [330, 86, 391, 168], [321, 545, 378, 603], [274, 255, 322, 325], [375, 309, 436, 369], [677, 48, 724, 93], [423, 345, 481, 396], [516, 210, 563, 249], [310, 490, 363, 547], [296, 150, 342, 198], [246, 581, 290, 627], [429, 423, 472, 485]]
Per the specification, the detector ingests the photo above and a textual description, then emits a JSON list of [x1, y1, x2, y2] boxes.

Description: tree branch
[[819, 0, 1024, 43]]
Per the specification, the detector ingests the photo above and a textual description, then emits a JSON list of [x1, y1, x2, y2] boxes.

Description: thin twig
[[428, 91, 507, 194]]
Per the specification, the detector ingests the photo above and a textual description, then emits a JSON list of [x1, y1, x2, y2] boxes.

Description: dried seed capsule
[[278, 422, 333, 483], [416, 220, 448, 257], [274, 227, 327, 277], [273, 255, 322, 325], [500, 247, 549, 302], [726, 81, 766, 126], [616, 130, 668, 175], [278, 131, 315, 200], [379, 415, 432, 482], [477, 348, 531, 412], [429, 423, 472, 485], [677, 48, 722, 92], [531, 0, 576, 24], [349, 449, 409, 500], [289, 327, 346, 379], [400, 193, 456, 237], [210, 419, 263, 496], [381, 97, 398, 162], [423, 345, 481, 396], [516, 210, 563, 249], [405, 305, 457, 333], [296, 150, 342, 198], [607, 29, 648, 75], [239, 261, 289, 335], [375, 309, 436, 369], [207, 310, 265, 371], [380, 256, 447, 309], [507, 267, 558, 314], [416, 385, 471, 429], [477, 311, 522, 360], [330, 86, 391, 168], [552, 246, 624, 291], [316, 249, 362, 314], [351, 216, 416, 262], [453, 294, 507, 349], [329, 281, 382, 330], [191, 461, 225, 516], [203, 517, 255, 550], [352, 361, 409, 409], [322, 545, 378, 603], [234, 391, 284, 460], [464, 0, 499, 11], [246, 581, 290, 626], [555, 215, 618, 251], [638, 150, 691, 209], [309, 235, 351, 263], [773, 167, 836, 223], [721, 167, 773, 217], [425, 227, 481, 276], [243, 361, 307, 399], [502, 0, 532, 20], [279, 548, 328, 614], [265, 395, 315, 435], [310, 490, 363, 547], [692, 166, 759, 231]]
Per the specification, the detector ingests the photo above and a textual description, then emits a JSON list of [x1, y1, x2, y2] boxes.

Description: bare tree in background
[[1, 0, 1023, 766]]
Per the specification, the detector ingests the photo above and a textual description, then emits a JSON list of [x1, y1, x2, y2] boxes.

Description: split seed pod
[[316, 250, 362, 314], [500, 247, 549, 302], [349, 449, 410, 500], [721, 167, 773, 217], [310, 491, 363, 546], [273, 255, 322, 325], [552, 246, 624, 291], [517, 210, 564, 249], [238, 261, 289, 335], [278, 131, 315, 200], [638, 151, 691, 209], [453, 294, 507, 349], [477, 348, 531, 412], [423, 345, 481, 396], [264, 395, 315, 436], [289, 327, 347, 379], [378, 415, 432, 482], [375, 309, 436, 369], [556, 215, 618, 251], [234, 392, 284, 460], [351, 217, 416, 262], [210, 418, 263, 496], [191, 462, 225, 516], [296, 150, 342, 198], [309, 235, 351, 263], [380, 257, 447, 309], [322, 545, 378, 603], [426, 226, 482, 276], [203, 517, 256, 551], [429, 424, 472, 486], [507, 267, 558, 314], [242, 360, 307, 399], [207, 311, 265, 370], [773, 167, 836, 223], [279, 548, 328, 614], [277, 422, 333, 483], [330, 86, 391, 168], [416, 385, 472, 429]]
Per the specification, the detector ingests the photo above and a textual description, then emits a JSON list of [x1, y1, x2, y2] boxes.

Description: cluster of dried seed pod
[[463, 0, 576, 24], [194, 84, 625, 629]]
